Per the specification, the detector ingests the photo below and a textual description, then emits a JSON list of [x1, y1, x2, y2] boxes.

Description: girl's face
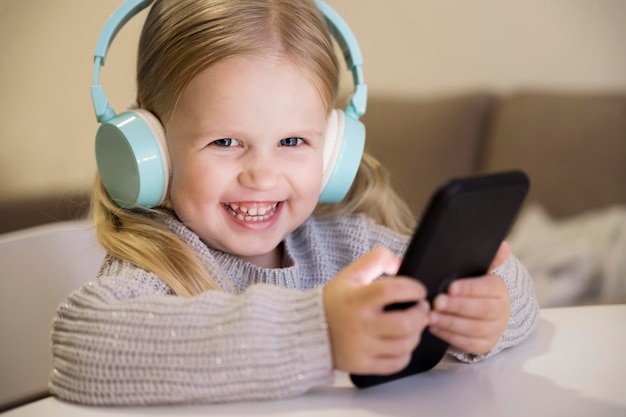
[[165, 55, 327, 268]]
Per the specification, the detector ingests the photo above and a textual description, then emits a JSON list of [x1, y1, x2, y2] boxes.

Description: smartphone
[[350, 170, 530, 388]]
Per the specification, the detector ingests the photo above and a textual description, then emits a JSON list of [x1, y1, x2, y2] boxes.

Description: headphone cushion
[[321, 109, 342, 187], [95, 109, 170, 208], [319, 109, 366, 203]]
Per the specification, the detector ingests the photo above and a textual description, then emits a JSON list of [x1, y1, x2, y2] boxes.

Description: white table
[[4, 304, 625, 416]]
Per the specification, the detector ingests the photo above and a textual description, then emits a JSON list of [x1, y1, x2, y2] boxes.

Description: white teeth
[[226, 203, 277, 222], [246, 206, 267, 216]]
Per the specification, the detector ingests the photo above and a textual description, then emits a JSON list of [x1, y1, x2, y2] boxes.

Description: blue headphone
[[92, 0, 367, 209]]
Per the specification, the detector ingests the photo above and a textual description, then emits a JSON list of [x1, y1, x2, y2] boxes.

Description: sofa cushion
[[481, 92, 626, 218], [363, 93, 496, 216]]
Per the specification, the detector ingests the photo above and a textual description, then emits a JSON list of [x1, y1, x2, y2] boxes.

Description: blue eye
[[212, 138, 240, 147], [280, 137, 303, 147]]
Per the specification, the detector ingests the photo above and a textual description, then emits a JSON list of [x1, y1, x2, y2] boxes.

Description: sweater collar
[[157, 211, 304, 292]]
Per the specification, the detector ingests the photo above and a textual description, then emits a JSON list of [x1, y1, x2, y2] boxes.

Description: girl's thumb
[[341, 247, 402, 286]]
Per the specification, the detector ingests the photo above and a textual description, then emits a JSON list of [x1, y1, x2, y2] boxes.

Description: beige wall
[[330, 0, 626, 95], [1, 0, 625, 201]]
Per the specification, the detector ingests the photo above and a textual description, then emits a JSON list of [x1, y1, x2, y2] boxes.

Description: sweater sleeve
[[447, 254, 540, 363], [49, 270, 334, 406]]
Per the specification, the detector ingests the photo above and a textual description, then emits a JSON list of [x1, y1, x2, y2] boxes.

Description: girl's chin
[[232, 245, 284, 269], [210, 232, 286, 266]]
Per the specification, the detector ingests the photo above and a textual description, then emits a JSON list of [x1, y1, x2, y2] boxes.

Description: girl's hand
[[428, 242, 512, 355], [323, 247, 430, 375]]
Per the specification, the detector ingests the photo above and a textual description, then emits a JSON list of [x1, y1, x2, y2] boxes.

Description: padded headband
[[314, 0, 367, 119], [91, 0, 366, 123]]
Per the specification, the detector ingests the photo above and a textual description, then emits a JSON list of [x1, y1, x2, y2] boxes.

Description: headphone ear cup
[[95, 109, 170, 209], [319, 109, 366, 203]]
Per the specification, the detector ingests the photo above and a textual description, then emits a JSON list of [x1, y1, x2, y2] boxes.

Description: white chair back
[[0, 221, 104, 411]]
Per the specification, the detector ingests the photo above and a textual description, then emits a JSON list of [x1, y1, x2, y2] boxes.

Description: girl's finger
[[358, 277, 427, 310], [429, 310, 493, 338], [341, 247, 402, 286], [428, 325, 494, 356], [447, 273, 508, 298], [433, 292, 504, 320]]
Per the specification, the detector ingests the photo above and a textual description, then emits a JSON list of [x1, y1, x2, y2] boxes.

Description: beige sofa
[[363, 90, 626, 219]]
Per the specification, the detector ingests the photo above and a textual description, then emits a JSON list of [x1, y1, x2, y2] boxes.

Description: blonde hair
[[314, 152, 415, 236], [92, 0, 415, 296]]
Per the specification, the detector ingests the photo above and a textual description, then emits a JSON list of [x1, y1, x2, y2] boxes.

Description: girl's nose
[[238, 153, 279, 191]]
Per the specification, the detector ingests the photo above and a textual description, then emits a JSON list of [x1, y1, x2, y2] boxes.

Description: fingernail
[[435, 294, 448, 310]]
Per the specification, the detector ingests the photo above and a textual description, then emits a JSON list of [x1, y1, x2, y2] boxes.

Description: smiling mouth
[[223, 202, 279, 222]]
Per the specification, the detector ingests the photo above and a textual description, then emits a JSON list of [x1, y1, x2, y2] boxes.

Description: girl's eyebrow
[[286, 128, 324, 138]]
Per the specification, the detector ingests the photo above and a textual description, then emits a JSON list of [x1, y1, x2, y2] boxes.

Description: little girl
[[50, 0, 538, 405]]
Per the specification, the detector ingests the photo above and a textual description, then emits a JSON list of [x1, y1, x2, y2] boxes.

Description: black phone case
[[350, 170, 530, 388]]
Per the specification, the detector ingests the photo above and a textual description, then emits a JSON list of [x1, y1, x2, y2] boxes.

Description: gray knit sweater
[[49, 213, 538, 405]]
